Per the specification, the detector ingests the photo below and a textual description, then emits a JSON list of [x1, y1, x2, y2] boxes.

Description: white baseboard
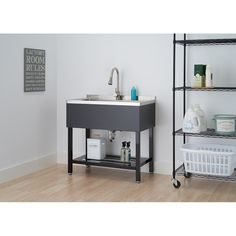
[[57, 152, 68, 165], [0, 153, 57, 184]]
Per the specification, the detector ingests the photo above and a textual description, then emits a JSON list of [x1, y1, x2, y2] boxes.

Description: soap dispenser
[[125, 142, 131, 162], [120, 141, 127, 162], [131, 86, 137, 101]]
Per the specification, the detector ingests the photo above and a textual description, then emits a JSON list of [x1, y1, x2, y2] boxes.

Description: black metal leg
[[136, 132, 141, 182], [183, 33, 186, 144], [172, 33, 176, 180], [85, 129, 90, 166], [68, 127, 73, 175], [149, 128, 154, 173], [172, 33, 181, 189]]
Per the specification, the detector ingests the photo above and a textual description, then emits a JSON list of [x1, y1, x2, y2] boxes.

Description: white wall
[[57, 34, 236, 175], [0, 34, 57, 178]]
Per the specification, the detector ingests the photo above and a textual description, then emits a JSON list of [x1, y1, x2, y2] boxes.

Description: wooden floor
[[0, 164, 236, 202]]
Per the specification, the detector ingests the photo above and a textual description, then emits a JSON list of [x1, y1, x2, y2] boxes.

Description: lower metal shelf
[[73, 155, 152, 170], [176, 164, 236, 182]]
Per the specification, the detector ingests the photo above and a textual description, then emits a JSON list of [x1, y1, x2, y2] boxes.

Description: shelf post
[[136, 131, 141, 182], [149, 128, 154, 173], [183, 33, 186, 144], [172, 33, 176, 180], [68, 127, 73, 174]]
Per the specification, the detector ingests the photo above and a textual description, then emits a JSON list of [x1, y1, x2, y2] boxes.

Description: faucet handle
[[115, 94, 124, 100]]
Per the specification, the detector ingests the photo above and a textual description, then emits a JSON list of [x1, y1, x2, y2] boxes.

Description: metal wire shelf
[[172, 34, 236, 188], [175, 128, 236, 139], [175, 38, 236, 46], [174, 86, 236, 92], [176, 164, 236, 182]]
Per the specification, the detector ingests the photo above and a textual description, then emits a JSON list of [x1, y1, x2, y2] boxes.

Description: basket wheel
[[172, 179, 181, 188], [184, 172, 191, 178], [183, 163, 191, 178]]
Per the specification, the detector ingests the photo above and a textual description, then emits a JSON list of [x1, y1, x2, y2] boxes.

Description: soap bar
[[193, 75, 205, 87]]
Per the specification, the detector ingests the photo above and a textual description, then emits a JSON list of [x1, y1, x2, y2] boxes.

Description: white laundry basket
[[181, 143, 236, 176]]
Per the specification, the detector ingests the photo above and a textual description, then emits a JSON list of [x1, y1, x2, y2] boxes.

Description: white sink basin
[[67, 95, 156, 106]]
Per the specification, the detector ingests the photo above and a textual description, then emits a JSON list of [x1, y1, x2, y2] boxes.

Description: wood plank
[[0, 164, 235, 202]]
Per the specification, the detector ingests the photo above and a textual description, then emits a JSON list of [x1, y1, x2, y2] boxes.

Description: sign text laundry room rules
[[24, 48, 45, 92]]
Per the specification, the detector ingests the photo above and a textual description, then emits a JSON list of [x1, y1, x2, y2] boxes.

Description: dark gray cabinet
[[66, 102, 156, 182]]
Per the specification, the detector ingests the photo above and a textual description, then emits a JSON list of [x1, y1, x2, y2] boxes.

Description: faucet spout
[[108, 67, 123, 100]]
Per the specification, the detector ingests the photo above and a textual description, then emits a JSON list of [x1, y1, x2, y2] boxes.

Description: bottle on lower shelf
[[125, 142, 131, 162], [120, 141, 127, 162]]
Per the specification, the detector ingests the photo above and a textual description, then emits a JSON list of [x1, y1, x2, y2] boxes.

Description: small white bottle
[[205, 65, 213, 87]]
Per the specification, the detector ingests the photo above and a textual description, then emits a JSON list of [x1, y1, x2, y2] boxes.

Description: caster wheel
[[184, 172, 191, 178], [68, 173, 72, 176], [172, 179, 181, 188], [183, 164, 191, 178], [86, 165, 90, 168]]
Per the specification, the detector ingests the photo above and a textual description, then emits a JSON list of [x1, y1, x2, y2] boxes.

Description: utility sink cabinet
[[66, 96, 156, 182]]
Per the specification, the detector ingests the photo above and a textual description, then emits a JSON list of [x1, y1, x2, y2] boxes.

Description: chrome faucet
[[108, 67, 123, 100]]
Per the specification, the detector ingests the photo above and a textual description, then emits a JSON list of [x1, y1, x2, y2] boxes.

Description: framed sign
[[24, 48, 45, 92]]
